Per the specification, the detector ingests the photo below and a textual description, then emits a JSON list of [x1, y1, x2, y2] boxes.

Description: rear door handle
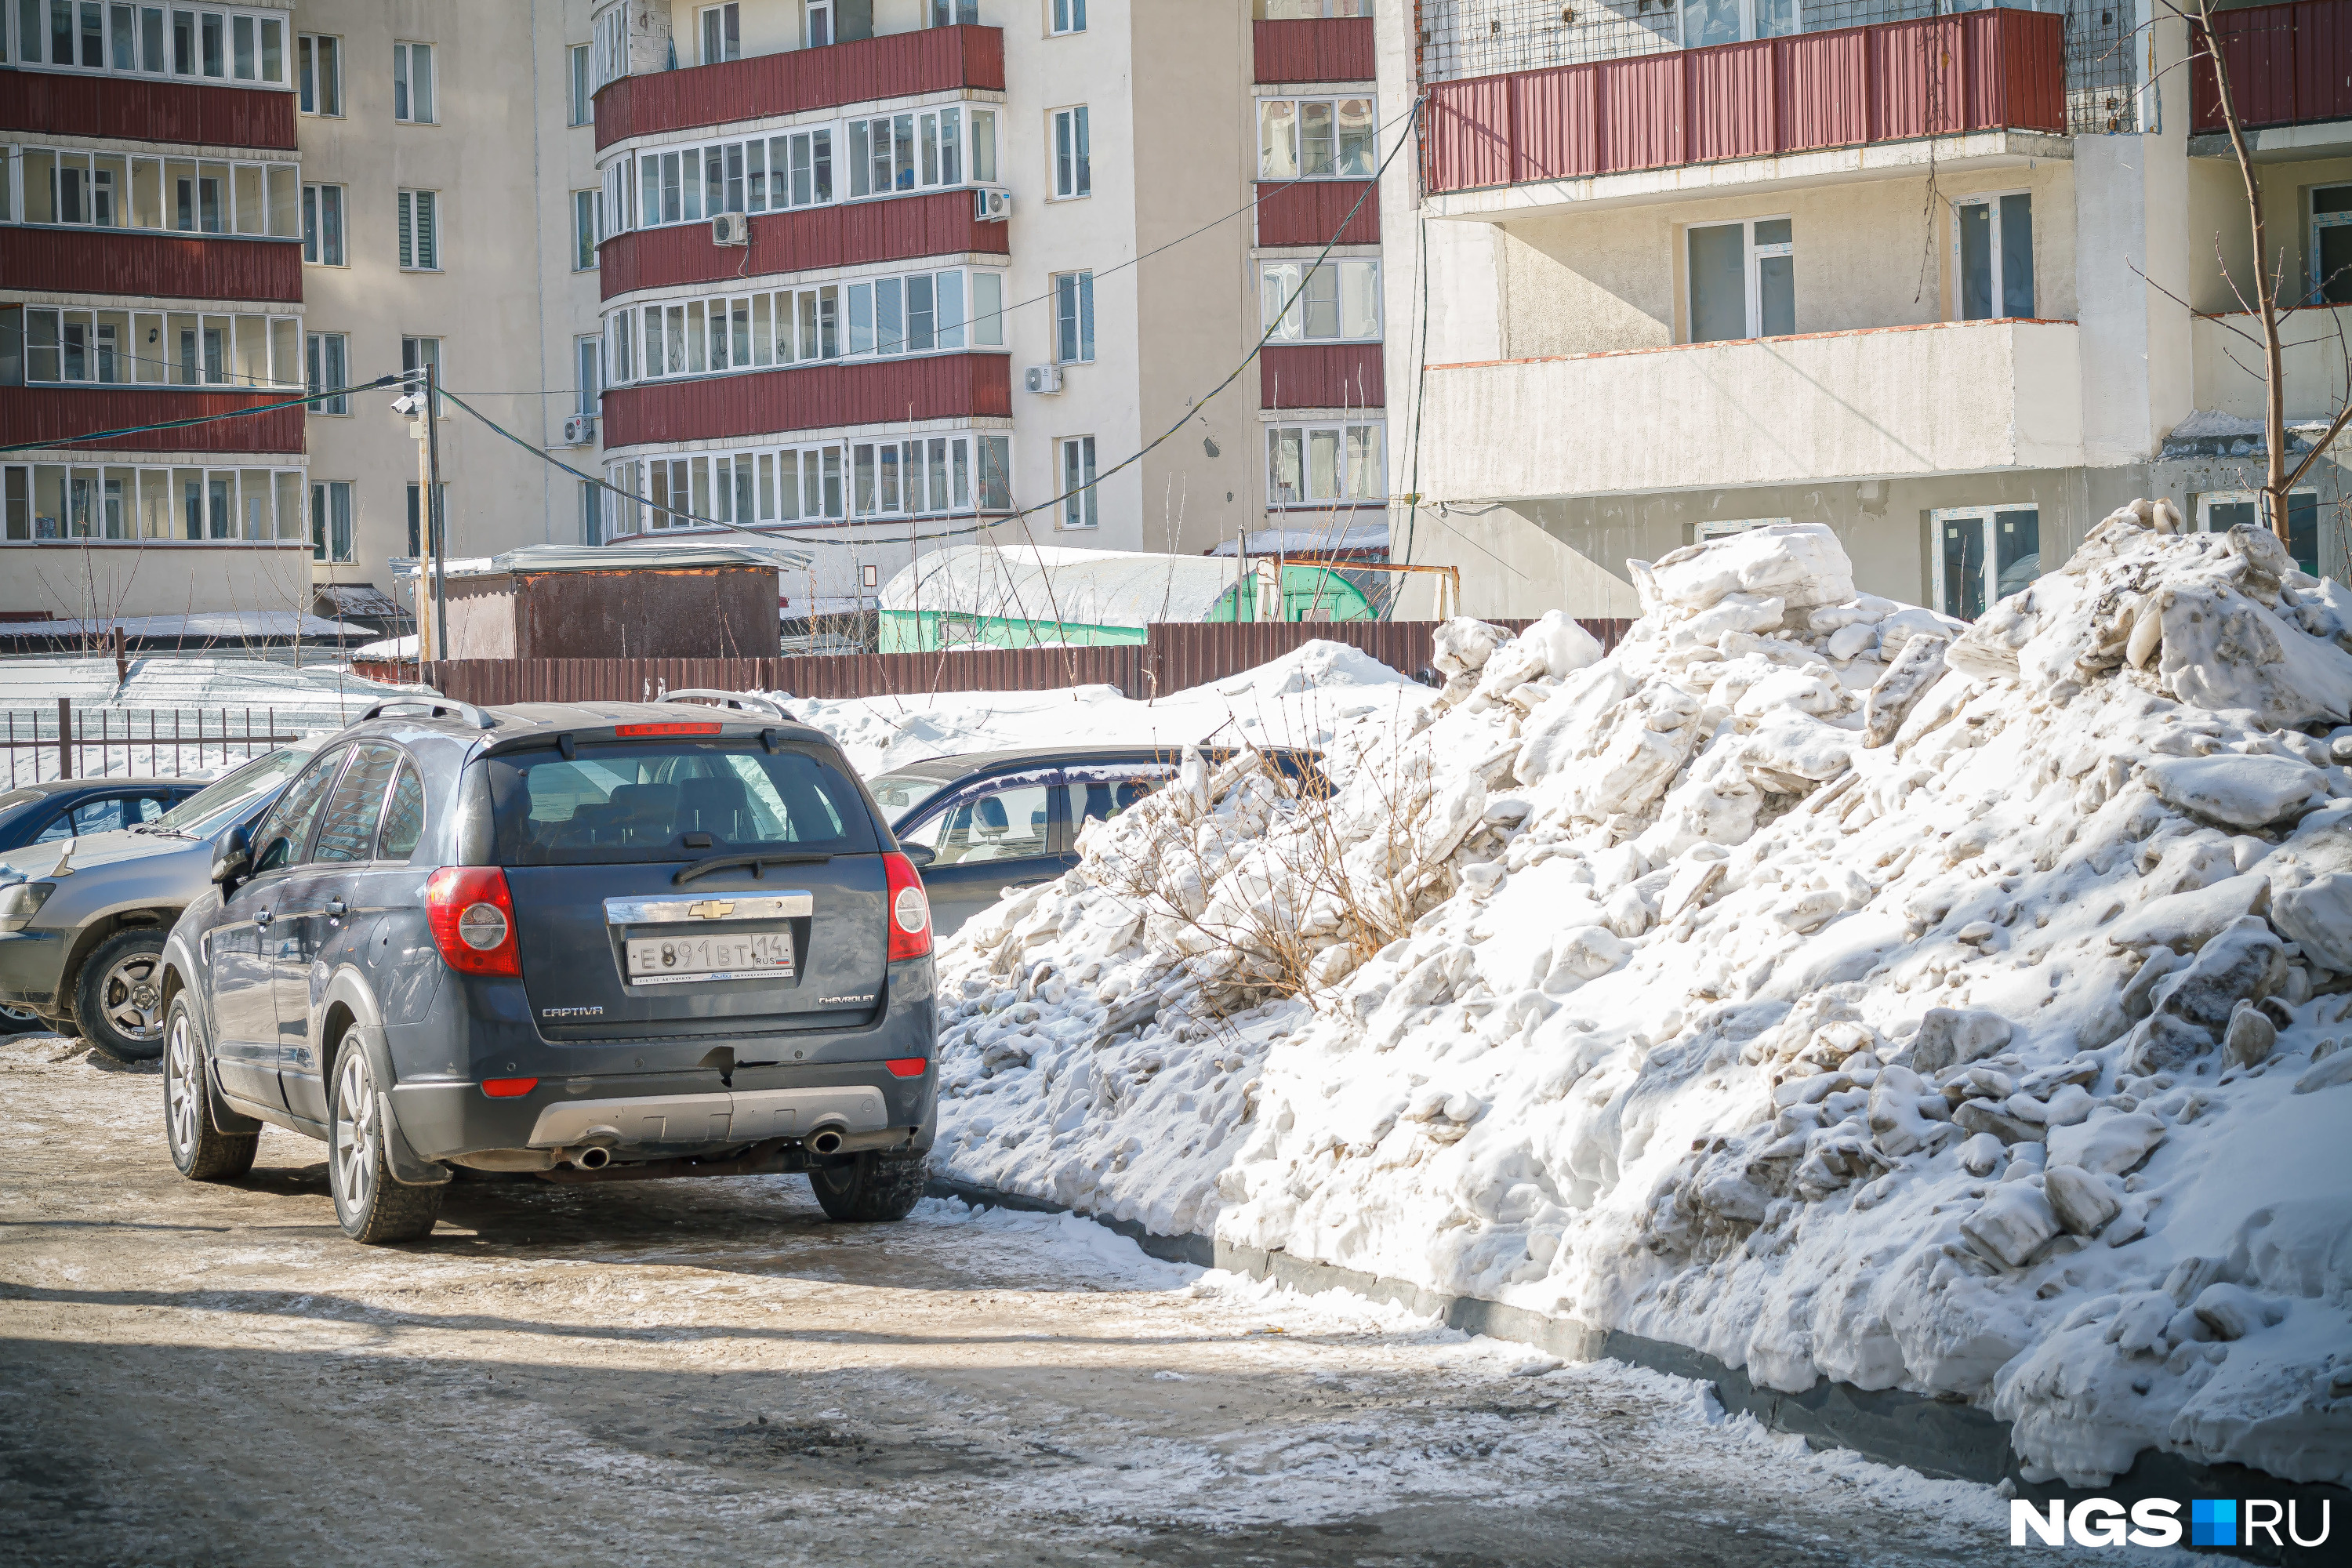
[[326, 899, 347, 917], [254, 909, 271, 927]]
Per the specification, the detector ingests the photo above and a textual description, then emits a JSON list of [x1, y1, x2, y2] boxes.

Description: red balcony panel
[[0, 385, 305, 455], [602, 353, 1011, 448], [0, 227, 301, 303], [1260, 343, 1383, 411], [0, 71, 296, 150], [1254, 181, 1378, 247], [1424, 8, 2063, 195], [593, 26, 1004, 151], [601, 191, 1007, 299], [1252, 17, 1375, 83], [2192, 1, 2352, 132]]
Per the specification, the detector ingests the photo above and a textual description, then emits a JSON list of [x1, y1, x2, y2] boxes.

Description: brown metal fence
[[2, 700, 301, 787], [424, 619, 1633, 709]]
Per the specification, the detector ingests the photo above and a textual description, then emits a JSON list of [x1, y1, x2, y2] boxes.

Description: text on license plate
[[624, 931, 795, 985]]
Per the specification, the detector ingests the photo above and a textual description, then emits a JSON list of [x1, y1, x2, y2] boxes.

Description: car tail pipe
[[804, 1120, 849, 1156]]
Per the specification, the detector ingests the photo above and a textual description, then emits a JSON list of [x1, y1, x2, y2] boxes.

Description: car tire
[[808, 1150, 928, 1223], [162, 996, 257, 1182], [76, 927, 169, 1061], [327, 1046, 442, 1245], [0, 1002, 43, 1036]]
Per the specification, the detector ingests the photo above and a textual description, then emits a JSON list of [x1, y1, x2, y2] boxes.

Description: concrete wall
[[2192, 304, 2352, 419], [5, 541, 314, 622]]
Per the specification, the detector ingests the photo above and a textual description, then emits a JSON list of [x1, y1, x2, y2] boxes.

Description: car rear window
[[487, 741, 877, 865]]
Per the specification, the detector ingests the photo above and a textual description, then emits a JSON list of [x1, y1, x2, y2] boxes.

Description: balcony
[[0, 385, 306, 456], [1261, 343, 1383, 411], [601, 352, 1010, 449], [2192, 305, 2352, 421], [2190, 0, 2352, 159], [1415, 318, 2082, 500], [1424, 9, 2064, 208], [593, 26, 1005, 152], [1254, 180, 1378, 246], [602, 191, 1007, 299], [1253, 17, 1374, 84], [0, 228, 301, 304], [0, 71, 296, 151]]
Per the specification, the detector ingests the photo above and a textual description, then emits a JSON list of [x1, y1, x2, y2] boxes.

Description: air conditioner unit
[[973, 187, 1012, 222], [561, 414, 597, 445], [711, 212, 751, 246], [1024, 365, 1064, 395]]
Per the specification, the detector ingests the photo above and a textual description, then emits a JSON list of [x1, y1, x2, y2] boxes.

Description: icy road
[[2, 1036, 2136, 1567]]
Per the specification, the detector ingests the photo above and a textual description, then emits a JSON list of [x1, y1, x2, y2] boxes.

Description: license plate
[[624, 931, 795, 986]]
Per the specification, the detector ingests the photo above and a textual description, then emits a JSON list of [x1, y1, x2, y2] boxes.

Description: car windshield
[[487, 739, 877, 865], [863, 769, 954, 823], [150, 747, 315, 838]]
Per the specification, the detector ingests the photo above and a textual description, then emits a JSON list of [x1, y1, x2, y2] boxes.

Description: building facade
[[1381, 0, 2352, 619]]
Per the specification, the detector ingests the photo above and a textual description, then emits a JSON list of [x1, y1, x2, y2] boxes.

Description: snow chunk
[[1638, 523, 1857, 615], [2141, 755, 2330, 831]]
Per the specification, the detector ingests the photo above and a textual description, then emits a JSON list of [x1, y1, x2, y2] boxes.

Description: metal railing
[[2, 699, 300, 787]]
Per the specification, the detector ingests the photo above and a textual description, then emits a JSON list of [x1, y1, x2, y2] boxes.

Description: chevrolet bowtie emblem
[[687, 900, 735, 920]]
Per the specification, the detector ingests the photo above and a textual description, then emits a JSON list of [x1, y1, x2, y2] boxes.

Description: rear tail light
[[426, 866, 522, 976], [481, 1077, 538, 1098], [883, 851, 931, 961], [886, 1058, 928, 1078], [614, 721, 720, 736]]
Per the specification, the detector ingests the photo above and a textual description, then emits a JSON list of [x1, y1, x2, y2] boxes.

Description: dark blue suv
[[158, 699, 937, 1244]]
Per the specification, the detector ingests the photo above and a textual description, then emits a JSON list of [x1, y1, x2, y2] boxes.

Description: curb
[[927, 1177, 2346, 1566]]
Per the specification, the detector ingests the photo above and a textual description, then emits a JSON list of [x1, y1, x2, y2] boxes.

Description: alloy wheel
[[333, 1051, 376, 1214], [165, 1011, 198, 1159], [99, 952, 165, 1046]]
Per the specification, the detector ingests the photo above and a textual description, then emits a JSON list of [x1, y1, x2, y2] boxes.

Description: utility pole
[[426, 359, 449, 666], [409, 372, 433, 676]]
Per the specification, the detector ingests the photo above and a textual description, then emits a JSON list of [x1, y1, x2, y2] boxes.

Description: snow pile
[[926, 509, 2352, 1490], [774, 640, 1432, 778]]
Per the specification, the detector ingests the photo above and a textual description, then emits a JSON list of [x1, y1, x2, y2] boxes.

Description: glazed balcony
[[1253, 17, 1374, 85], [593, 25, 1004, 152], [601, 190, 1005, 299], [601, 351, 1009, 449], [1424, 9, 2064, 208], [0, 70, 295, 150], [0, 385, 305, 456], [0, 227, 300, 303]]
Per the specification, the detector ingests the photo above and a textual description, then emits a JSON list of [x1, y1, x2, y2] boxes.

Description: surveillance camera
[[390, 394, 421, 416]]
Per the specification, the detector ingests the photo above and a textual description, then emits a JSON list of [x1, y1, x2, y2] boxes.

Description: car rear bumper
[[388, 1058, 937, 1163], [0, 929, 66, 1009]]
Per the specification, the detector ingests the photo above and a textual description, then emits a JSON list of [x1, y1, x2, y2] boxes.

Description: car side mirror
[[211, 826, 251, 887], [901, 843, 935, 869]]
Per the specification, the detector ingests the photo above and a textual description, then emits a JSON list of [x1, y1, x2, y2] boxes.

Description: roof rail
[[358, 698, 499, 731], [658, 688, 791, 720]]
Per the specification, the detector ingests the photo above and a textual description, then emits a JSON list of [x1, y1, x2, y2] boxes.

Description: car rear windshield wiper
[[673, 851, 834, 886]]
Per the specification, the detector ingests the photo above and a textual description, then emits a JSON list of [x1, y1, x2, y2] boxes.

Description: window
[[698, 3, 738, 64], [847, 110, 966, 198], [2198, 491, 2320, 579], [806, 0, 832, 47], [311, 479, 353, 561], [1933, 506, 2040, 622], [1687, 217, 1792, 343], [606, 267, 996, 384], [579, 479, 604, 545], [312, 745, 401, 864], [379, 764, 424, 859], [1266, 422, 1384, 506], [401, 336, 442, 416], [297, 31, 339, 113], [1051, 270, 1094, 365], [406, 481, 446, 557], [590, 4, 626, 96], [600, 433, 1009, 536], [1260, 258, 1380, 342], [1258, 97, 1374, 180], [572, 189, 599, 269], [2, 460, 303, 543], [1050, 0, 1085, 32], [932, 0, 979, 24], [301, 182, 343, 264], [1051, 106, 1090, 198], [397, 189, 438, 270], [5, 146, 297, 238], [568, 42, 591, 125], [11, 2, 285, 82], [1683, 0, 1798, 47], [576, 334, 601, 419], [1955, 194, 2033, 321], [900, 782, 1052, 866], [1058, 437, 1098, 530], [392, 39, 434, 123], [305, 331, 347, 413], [9, 304, 298, 389], [2308, 185, 2351, 307], [250, 746, 350, 873], [1694, 517, 1791, 542]]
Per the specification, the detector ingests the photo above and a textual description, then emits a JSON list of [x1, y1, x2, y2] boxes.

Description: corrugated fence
[[423, 619, 1634, 709]]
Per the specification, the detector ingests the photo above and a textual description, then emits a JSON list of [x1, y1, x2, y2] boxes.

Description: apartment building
[[1381, 0, 2352, 620]]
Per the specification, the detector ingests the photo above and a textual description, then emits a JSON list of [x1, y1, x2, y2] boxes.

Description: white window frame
[[697, 2, 739, 64], [1053, 270, 1094, 364], [305, 330, 349, 414], [1951, 190, 2034, 322], [568, 42, 592, 126], [397, 188, 439, 271], [4, 145, 299, 238], [1265, 419, 1385, 508], [1680, 0, 1801, 49], [401, 335, 444, 416], [601, 434, 1013, 538], [13, 303, 300, 388], [1050, 105, 1090, 200], [1930, 504, 2042, 623], [575, 333, 601, 419], [3, 461, 307, 544], [1256, 96, 1377, 181], [2307, 183, 2352, 307], [572, 189, 600, 270], [5, 2, 292, 86], [1058, 436, 1098, 530], [590, 4, 626, 95], [1694, 517, 1791, 543], [1686, 215, 1793, 344], [931, 0, 978, 24], [297, 32, 340, 114], [301, 181, 343, 265], [312, 478, 354, 561], [1260, 257, 1381, 343], [1047, 0, 1084, 32], [607, 266, 1004, 386], [2195, 488, 2321, 576], [805, 0, 833, 48], [392, 40, 435, 125]]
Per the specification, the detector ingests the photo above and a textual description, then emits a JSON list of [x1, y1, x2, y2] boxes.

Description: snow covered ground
[[920, 508, 2352, 1494]]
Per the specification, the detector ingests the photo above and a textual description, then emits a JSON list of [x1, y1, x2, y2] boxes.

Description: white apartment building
[[1378, 0, 2352, 621]]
